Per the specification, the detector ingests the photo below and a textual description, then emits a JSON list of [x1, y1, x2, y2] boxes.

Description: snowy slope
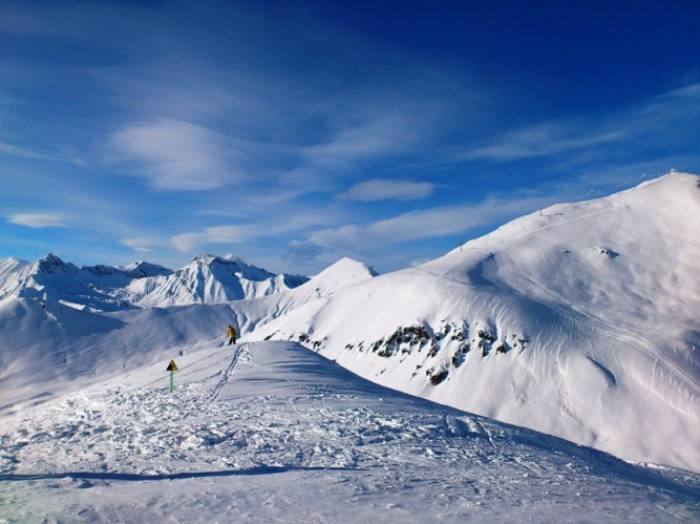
[[1, 341, 698, 523], [0, 296, 235, 412], [0, 256, 372, 413], [220, 256, 377, 335], [249, 172, 700, 472], [1, 172, 697, 477]]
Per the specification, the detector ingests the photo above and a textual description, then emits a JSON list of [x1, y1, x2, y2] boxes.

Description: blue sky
[[1, 1, 699, 274]]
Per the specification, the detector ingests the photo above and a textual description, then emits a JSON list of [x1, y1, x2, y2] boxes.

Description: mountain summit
[[252, 172, 700, 472], [134, 254, 308, 307]]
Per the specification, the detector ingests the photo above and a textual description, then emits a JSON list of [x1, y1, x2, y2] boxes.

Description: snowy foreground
[[1, 341, 698, 523]]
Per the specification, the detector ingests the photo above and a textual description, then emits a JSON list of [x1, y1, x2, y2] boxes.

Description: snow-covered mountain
[[0, 171, 697, 477], [248, 172, 700, 472], [132, 254, 308, 308], [0, 253, 307, 312], [0, 253, 170, 312], [0, 256, 371, 411], [119, 260, 173, 278]]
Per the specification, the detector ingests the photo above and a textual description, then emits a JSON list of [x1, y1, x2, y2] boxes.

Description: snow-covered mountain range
[[0, 256, 374, 411], [0, 253, 308, 312], [1, 171, 698, 476]]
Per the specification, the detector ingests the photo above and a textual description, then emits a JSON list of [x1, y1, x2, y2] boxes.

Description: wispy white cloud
[[171, 210, 342, 252], [0, 141, 51, 160], [106, 119, 254, 191], [0, 140, 85, 165], [7, 212, 67, 228], [302, 113, 425, 168], [459, 82, 700, 164], [171, 225, 254, 252], [340, 178, 435, 201], [308, 195, 552, 251], [459, 123, 625, 162], [120, 237, 162, 253], [241, 188, 311, 205]]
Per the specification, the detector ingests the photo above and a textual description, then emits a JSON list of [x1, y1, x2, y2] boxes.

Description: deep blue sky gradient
[[1, 1, 698, 272]]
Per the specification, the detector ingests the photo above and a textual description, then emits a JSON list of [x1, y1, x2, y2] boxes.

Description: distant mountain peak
[[192, 253, 218, 263], [121, 260, 172, 278], [317, 257, 378, 278], [36, 253, 76, 274], [39, 252, 64, 265], [187, 254, 275, 280]]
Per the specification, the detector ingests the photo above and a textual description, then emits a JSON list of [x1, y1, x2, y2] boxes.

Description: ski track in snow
[[516, 273, 700, 397], [207, 343, 245, 402]]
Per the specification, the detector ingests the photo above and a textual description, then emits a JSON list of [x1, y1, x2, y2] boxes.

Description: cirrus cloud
[[7, 213, 67, 228], [106, 119, 253, 191], [340, 178, 435, 201], [309, 195, 553, 251]]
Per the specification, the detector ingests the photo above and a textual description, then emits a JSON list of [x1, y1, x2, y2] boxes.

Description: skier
[[226, 324, 237, 346]]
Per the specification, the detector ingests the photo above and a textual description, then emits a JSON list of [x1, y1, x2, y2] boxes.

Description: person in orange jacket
[[226, 324, 237, 345]]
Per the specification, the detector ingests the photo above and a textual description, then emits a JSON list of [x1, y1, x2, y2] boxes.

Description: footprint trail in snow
[[0, 341, 698, 523]]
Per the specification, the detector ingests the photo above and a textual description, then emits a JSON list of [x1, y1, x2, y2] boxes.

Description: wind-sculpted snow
[[249, 172, 700, 472], [1, 342, 698, 522]]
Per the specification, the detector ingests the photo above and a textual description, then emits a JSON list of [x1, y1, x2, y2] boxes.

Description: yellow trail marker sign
[[167, 360, 178, 393]]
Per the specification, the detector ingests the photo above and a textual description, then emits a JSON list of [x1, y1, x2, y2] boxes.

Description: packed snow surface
[[1, 341, 698, 523]]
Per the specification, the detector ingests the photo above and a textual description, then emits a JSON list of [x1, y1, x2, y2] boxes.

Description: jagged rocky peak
[[83, 264, 123, 276], [192, 253, 249, 267], [191, 253, 219, 264], [36, 253, 77, 274]]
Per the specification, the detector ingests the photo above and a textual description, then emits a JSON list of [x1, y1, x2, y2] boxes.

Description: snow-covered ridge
[[248, 172, 700, 472], [3, 341, 698, 522], [308, 256, 377, 294], [133, 254, 309, 307], [0, 253, 373, 411]]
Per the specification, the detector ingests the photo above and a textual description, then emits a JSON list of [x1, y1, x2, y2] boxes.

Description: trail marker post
[[167, 359, 178, 393]]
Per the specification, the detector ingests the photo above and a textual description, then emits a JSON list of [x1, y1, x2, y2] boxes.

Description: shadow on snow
[[0, 465, 361, 483]]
